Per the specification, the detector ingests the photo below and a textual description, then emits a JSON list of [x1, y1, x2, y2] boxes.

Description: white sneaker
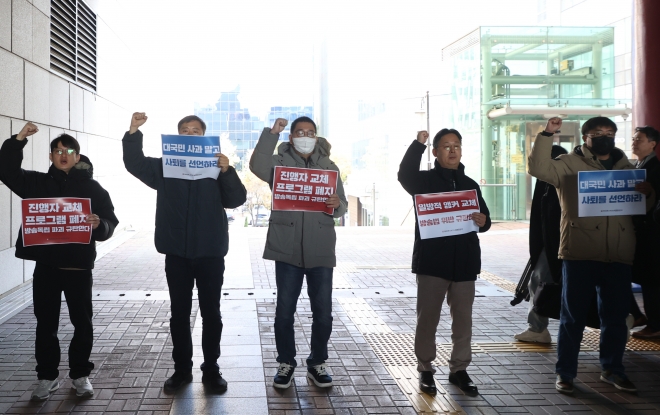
[[71, 376, 94, 397], [514, 328, 552, 343], [31, 379, 59, 401]]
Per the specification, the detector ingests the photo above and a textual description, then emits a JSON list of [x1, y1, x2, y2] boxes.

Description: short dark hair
[[551, 144, 568, 159], [177, 115, 206, 134], [635, 125, 660, 143], [581, 116, 617, 135], [50, 134, 80, 154], [290, 116, 316, 134], [432, 128, 462, 149]]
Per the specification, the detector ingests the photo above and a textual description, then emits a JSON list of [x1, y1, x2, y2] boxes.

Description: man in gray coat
[[250, 116, 347, 389]]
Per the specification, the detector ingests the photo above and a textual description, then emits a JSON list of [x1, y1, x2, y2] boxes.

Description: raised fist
[[271, 118, 288, 135], [544, 117, 562, 134], [417, 131, 429, 144], [16, 122, 39, 141], [129, 112, 148, 134]]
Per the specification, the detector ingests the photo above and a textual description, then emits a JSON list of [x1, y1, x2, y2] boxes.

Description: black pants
[[33, 263, 94, 380], [165, 255, 224, 374]]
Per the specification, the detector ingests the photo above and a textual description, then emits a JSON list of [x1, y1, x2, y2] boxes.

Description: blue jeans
[[274, 261, 333, 368], [556, 260, 631, 379]]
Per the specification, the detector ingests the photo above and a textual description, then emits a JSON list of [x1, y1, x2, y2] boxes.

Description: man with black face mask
[[528, 116, 654, 396]]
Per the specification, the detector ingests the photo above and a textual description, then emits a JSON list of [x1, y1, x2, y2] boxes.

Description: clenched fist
[[129, 112, 148, 134], [544, 117, 562, 134], [271, 118, 288, 135], [417, 131, 429, 144], [215, 153, 229, 173], [16, 122, 39, 141]]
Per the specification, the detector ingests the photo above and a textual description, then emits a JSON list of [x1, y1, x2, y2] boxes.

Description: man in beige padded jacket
[[528, 116, 654, 395]]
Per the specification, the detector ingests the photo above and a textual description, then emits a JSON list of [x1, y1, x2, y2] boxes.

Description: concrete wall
[[0, 0, 143, 297]]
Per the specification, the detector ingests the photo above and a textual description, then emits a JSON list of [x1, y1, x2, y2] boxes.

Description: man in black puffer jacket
[[0, 123, 118, 402], [398, 128, 490, 397], [122, 112, 247, 393]]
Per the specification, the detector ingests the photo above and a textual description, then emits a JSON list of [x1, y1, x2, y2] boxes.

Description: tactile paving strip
[[479, 270, 519, 293], [337, 298, 393, 333], [363, 333, 450, 366], [582, 329, 660, 351]]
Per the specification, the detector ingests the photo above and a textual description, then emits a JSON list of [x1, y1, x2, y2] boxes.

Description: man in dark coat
[[398, 128, 491, 397], [0, 123, 118, 401], [122, 112, 247, 392], [631, 125, 660, 339], [515, 145, 567, 343]]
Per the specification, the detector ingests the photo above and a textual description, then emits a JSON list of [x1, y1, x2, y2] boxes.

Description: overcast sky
[[100, 0, 537, 142]]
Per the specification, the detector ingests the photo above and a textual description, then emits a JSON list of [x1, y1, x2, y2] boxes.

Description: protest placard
[[578, 170, 646, 217], [272, 166, 338, 215], [414, 190, 480, 239], [21, 198, 92, 246], [162, 135, 221, 180]]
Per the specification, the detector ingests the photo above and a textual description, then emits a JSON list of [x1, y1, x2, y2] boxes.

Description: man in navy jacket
[[122, 113, 247, 392], [0, 122, 119, 401]]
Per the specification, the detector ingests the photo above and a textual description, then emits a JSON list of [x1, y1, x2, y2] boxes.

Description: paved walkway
[[0, 222, 659, 414]]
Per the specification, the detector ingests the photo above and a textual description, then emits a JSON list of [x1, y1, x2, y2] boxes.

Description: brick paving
[[0, 222, 658, 414]]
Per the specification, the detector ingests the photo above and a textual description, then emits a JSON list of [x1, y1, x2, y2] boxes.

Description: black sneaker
[[555, 374, 574, 394], [418, 371, 437, 395], [163, 371, 192, 392], [273, 363, 295, 389], [307, 364, 332, 387], [600, 370, 637, 393], [202, 371, 228, 392], [448, 370, 479, 396]]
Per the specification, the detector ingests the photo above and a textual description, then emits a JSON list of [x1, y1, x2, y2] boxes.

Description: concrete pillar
[[633, 0, 660, 158], [481, 35, 494, 207]]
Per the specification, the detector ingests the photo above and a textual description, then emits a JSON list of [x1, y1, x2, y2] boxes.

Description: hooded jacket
[[249, 128, 347, 268], [0, 136, 118, 269], [398, 140, 491, 281], [528, 133, 655, 265], [122, 130, 247, 259]]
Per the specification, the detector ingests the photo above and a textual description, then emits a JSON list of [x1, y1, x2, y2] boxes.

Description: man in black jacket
[[398, 129, 491, 397], [0, 122, 119, 401], [122, 113, 247, 392]]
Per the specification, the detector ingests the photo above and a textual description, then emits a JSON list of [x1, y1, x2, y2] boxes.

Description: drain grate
[[479, 270, 518, 293]]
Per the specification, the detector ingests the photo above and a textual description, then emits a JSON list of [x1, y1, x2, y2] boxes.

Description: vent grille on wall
[[50, 0, 97, 91]]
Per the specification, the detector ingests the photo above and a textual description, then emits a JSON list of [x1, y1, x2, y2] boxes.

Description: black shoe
[[273, 363, 295, 389], [163, 372, 192, 392], [448, 370, 479, 396], [555, 374, 574, 394], [418, 371, 437, 395], [202, 371, 228, 392], [307, 364, 332, 387]]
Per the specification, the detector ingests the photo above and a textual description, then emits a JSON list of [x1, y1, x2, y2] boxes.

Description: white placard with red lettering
[[272, 166, 338, 215], [21, 198, 93, 246], [414, 190, 480, 239]]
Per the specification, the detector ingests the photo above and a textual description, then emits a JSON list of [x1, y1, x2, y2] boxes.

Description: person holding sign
[[0, 123, 119, 401], [250, 116, 347, 389], [631, 126, 660, 339], [122, 113, 247, 393], [398, 129, 491, 397], [528, 117, 655, 395]]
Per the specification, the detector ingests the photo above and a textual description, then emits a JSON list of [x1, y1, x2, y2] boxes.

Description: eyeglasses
[[439, 145, 462, 152], [585, 132, 616, 139], [294, 129, 316, 138], [52, 148, 77, 156]]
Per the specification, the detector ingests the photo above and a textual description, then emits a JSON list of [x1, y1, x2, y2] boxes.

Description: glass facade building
[[441, 26, 631, 220], [195, 88, 313, 161]]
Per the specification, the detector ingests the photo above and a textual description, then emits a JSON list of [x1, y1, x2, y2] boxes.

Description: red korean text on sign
[[272, 166, 339, 215], [415, 190, 480, 216], [21, 198, 92, 246]]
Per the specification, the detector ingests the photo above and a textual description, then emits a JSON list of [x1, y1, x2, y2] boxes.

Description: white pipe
[[487, 106, 632, 120]]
